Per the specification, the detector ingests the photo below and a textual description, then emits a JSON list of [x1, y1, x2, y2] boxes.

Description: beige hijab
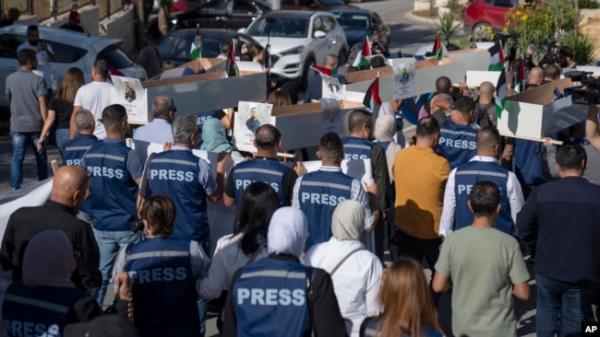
[[331, 201, 365, 241]]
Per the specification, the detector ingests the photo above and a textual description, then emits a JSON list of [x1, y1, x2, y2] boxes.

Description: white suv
[[245, 10, 348, 87]]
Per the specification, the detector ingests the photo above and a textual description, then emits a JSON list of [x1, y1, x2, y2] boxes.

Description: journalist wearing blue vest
[[222, 207, 347, 337], [113, 195, 210, 337], [437, 96, 479, 168], [440, 127, 525, 236], [224, 124, 301, 207], [2, 230, 131, 337], [62, 109, 97, 166], [292, 132, 379, 248], [82, 104, 143, 305], [140, 115, 227, 249]]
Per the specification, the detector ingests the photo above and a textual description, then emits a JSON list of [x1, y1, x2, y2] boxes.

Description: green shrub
[[563, 31, 595, 64]]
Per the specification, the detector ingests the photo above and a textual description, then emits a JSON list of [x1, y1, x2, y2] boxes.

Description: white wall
[[100, 8, 135, 53]]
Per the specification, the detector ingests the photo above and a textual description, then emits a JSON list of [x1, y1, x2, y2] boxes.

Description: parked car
[[158, 28, 263, 65], [464, 0, 540, 34], [158, 0, 271, 32], [281, 0, 356, 10], [245, 10, 348, 87], [331, 8, 390, 55], [0, 25, 146, 108], [152, 0, 205, 14]]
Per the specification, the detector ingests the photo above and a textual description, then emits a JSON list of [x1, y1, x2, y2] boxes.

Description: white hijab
[[267, 207, 309, 257]]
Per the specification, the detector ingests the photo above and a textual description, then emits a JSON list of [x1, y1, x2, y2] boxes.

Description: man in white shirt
[[70, 59, 114, 139], [440, 127, 524, 236], [133, 95, 175, 144], [17, 25, 54, 94]]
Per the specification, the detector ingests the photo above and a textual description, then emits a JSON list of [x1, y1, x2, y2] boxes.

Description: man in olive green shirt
[[433, 181, 530, 337]]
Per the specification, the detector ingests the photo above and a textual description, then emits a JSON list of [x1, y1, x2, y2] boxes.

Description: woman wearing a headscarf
[[1, 230, 130, 337], [222, 207, 347, 337], [200, 115, 233, 153], [305, 201, 384, 337]]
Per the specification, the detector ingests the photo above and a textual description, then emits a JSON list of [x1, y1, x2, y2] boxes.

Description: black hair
[[17, 49, 36, 66], [319, 132, 344, 163], [235, 182, 279, 255], [416, 116, 440, 138], [26, 25, 38, 33], [435, 76, 452, 94], [469, 181, 501, 216], [101, 104, 127, 130], [452, 96, 475, 119], [556, 143, 586, 170], [93, 59, 110, 80], [255, 124, 281, 149], [347, 109, 373, 133], [141, 195, 176, 236]]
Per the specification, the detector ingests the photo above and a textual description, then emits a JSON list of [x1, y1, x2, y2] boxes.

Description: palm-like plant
[[435, 11, 462, 46]]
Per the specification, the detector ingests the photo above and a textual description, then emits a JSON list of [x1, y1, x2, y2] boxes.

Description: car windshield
[[334, 13, 370, 30], [318, 0, 345, 6], [98, 47, 134, 69], [159, 33, 226, 60], [247, 16, 309, 38]]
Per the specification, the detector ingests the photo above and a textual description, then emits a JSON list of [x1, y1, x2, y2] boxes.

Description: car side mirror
[[313, 30, 326, 38], [238, 27, 246, 33]]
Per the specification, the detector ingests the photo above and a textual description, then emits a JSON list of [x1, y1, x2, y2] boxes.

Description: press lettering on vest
[[457, 184, 473, 195], [86, 166, 124, 179], [128, 267, 187, 284], [149, 169, 194, 182], [236, 179, 280, 192], [345, 153, 369, 160], [5, 320, 60, 337], [65, 159, 82, 166], [439, 137, 476, 150], [237, 288, 306, 306], [301, 192, 346, 206]]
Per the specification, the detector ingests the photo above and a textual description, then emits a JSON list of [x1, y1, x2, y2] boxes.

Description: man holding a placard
[[437, 97, 479, 168], [225, 125, 301, 207], [293, 132, 379, 249]]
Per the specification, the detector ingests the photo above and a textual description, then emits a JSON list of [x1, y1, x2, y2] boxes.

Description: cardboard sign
[[111, 76, 148, 124], [497, 79, 587, 139], [391, 59, 417, 99], [466, 71, 502, 88], [234, 101, 275, 153]]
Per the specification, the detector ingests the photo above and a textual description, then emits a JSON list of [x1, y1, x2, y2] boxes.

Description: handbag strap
[[330, 247, 362, 276]]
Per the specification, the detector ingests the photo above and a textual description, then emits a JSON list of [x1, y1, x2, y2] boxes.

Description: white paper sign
[[392, 60, 416, 100], [111, 76, 148, 124], [466, 70, 501, 88], [234, 101, 275, 153], [322, 74, 346, 100]]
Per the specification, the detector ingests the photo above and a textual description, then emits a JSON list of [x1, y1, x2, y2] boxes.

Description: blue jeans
[[55, 128, 70, 155], [197, 235, 211, 337], [10, 132, 48, 190], [93, 229, 140, 305], [536, 273, 593, 337]]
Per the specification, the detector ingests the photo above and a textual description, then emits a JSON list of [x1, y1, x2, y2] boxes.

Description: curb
[[404, 9, 463, 27]]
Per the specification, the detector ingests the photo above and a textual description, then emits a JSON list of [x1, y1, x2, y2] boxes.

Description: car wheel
[[472, 22, 492, 36], [338, 47, 348, 65], [300, 56, 316, 91]]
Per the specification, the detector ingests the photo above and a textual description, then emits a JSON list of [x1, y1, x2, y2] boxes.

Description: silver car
[[0, 25, 147, 107]]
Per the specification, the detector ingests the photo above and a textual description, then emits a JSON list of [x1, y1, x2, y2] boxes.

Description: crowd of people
[[2, 20, 600, 337]]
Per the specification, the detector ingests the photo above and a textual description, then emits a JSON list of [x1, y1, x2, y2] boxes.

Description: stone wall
[[579, 9, 600, 59]]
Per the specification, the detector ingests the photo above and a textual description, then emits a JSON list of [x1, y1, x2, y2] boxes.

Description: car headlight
[[170, 18, 178, 25], [280, 46, 304, 56]]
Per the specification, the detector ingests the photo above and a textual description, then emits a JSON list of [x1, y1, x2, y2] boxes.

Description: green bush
[[563, 32, 595, 64], [579, 0, 600, 9], [435, 11, 462, 45]]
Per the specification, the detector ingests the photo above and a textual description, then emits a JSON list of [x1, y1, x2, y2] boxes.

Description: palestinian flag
[[401, 93, 431, 125], [433, 36, 447, 60], [352, 37, 372, 70], [488, 41, 505, 71], [363, 78, 382, 112], [226, 41, 239, 77], [312, 65, 337, 77], [190, 30, 203, 59], [495, 69, 508, 119]]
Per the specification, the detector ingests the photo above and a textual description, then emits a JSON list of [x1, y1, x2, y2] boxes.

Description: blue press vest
[[343, 137, 374, 160], [231, 158, 291, 205], [513, 139, 545, 188], [83, 140, 138, 231], [233, 257, 311, 337], [361, 317, 442, 337], [124, 237, 200, 337], [62, 135, 97, 166], [146, 150, 209, 241], [2, 283, 85, 337], [454, 160, 513, 234], [298, 170, 353, 248], [437, 120, 478, 168]]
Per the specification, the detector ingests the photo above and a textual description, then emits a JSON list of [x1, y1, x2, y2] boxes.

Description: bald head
[[348, 109, 373, 138], [479, 82, 494, 96], [476, 127, 501, 157], [51, 166, 90, 208], [255, 124, 281, 152], [528, 67, 544, 86], [152, 96, 176, 121]]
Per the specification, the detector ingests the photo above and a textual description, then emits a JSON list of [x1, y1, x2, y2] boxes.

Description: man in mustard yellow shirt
[[392, 117, 450, 268]]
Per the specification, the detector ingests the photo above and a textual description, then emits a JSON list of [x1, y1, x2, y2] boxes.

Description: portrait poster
[[322, 74, 346, 100], [320, 98, 344, 135], [111, 76, 148, 124], [234, 101, 275, 153], [391, 60, 416, 100]]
